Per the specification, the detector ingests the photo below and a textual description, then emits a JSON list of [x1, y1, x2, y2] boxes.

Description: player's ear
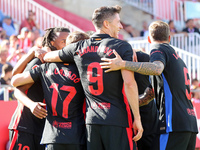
[[148, 36, 151, 43], [50, 41, 55, 46], [103, 20, 110, 29]]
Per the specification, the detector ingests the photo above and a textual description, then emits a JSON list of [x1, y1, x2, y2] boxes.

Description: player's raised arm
[[12, 46, 47, 75], [43, 50, 63, 62]]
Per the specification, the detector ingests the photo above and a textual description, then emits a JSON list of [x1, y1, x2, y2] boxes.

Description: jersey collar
[[90, 34, 111, 40]]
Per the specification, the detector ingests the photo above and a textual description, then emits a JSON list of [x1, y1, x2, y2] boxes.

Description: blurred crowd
[[0, 9, 43, 100], [120, 19, 200, 41], [0, 8, 200, 100], [191, 78, 200, 103]]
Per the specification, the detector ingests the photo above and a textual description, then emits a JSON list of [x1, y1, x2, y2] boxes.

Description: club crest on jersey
[[32, 65, 39, 70]]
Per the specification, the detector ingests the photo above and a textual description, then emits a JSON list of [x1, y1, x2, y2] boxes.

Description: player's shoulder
[[46, 62, 75, 70], [108, 38, 132, 50], [28, 57, 42, 66], [136, 51, 150, 62], [151, 43, 170, 53], [111, 37, 130, 44], [24, 58, 42, 71]]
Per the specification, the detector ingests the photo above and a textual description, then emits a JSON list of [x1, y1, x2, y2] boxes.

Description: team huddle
[[8, 5, 198, 150]]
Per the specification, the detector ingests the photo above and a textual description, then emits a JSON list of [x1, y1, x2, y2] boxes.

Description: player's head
[[148, 21, 170, 43], [92, 5, 123, 38], [66, 31, 90, 45], [42, 27, 70, 51]]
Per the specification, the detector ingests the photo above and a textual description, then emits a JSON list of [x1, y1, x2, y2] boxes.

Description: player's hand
[[35, 49, 47, 63], [100, 50, 124, 73], [132, 119, 143, 141], [30, 102, 47, 119]]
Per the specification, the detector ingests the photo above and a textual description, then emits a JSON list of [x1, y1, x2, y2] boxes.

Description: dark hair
[[42, 27, 70, 50], [185, 19, 193, 24], [2, 64, 13, 74], [149, 21, 170, 41], [92, 5, 121, 29], [168, 20, 173, 25], [66, 31, 90, 45]]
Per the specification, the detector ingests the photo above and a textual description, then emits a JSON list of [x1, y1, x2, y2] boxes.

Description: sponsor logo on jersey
[[91, 102, 111, 109], [53, 120, 72, 129], [187, 108, 195, 116]]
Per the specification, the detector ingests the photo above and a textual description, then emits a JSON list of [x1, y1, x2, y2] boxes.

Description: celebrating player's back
[[8, 27, 70, 150], [11, 31, 90, 150]]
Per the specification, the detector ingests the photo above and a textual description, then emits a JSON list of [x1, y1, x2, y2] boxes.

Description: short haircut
[[42, 27, 70, 51], [2, 64, 13, 74], [92, 5, 121, 29], [149, 21, 170, 41], [66, 31, 90, 45]]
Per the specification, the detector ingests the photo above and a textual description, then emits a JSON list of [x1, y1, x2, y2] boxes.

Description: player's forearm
[[124, 61, 163, 75], [43, 51, 62, 62], [14, 87, 35, 109], [139, 87, 155, 107], [11, 72, 34, 87], [124, 80, 141, 121], [12, 50, 35, 75]]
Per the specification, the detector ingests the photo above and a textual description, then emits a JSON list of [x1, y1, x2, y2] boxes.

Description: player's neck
[[151, 40, 169, 44], [97, 28, 109, 35]]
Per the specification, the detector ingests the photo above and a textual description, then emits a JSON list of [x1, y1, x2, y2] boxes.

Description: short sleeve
[[150, 48, 166, 67], [24, 58, 42, 72], [59, 43, 77, 63], [29, 65, 41, 82], [118, 42, 133, 61]]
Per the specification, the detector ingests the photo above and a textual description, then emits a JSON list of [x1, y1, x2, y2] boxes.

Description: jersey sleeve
[[23, 58, 42, 72], [29, 65, 42, 82], [150, 47, 166, 67], [118, 42, 133, 61], [59, 43, 77, 63]]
